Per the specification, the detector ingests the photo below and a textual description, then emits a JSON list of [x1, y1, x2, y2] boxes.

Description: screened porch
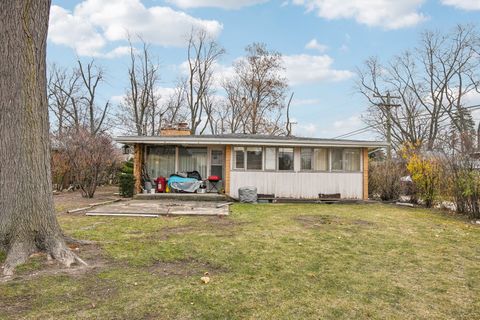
[[144, 145, 225, 192]]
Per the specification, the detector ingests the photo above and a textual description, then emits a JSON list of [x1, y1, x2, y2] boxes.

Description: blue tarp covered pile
[[168, 175, 203, 193]]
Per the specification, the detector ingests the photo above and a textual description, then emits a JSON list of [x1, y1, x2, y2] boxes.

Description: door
[[210, 149, 224, 179]]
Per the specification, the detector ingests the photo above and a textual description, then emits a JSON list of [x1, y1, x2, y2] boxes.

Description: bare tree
[[77, 60, 110, 136], [48, 64, 82, 135], [162, 80, 188, 126], [60, 129, 118, 198], [357, 25, 480, 152], [221, 77, 249, 133], [1, 0, 84, 275], [118, 39, 163, 135], [184, 29, 225, 134], [224, 43, 288, 135]]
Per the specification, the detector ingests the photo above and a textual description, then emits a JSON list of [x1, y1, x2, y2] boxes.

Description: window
[[234, 147, 245, 169], [178, 147, 208, 179], [344, 149, 361, 171], [301, 148, 312, 170], [246, 147, 263, 170], [301, 148, 328, 171], [278, 148, 294, 170], [313, 148, 329, 171], [265, 147, 276, 170], [331, 148, 361, 171], [331, 148, 343, 171], [146, 146, 176, 178]]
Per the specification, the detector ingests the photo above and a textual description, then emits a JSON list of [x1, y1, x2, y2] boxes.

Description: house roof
[[115, 133, 387, 149]]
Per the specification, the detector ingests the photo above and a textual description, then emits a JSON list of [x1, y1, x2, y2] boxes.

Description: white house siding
[[230, 171, 363, 199]]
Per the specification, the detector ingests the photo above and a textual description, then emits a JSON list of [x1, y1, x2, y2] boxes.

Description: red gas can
[[155, 177, 167, 193]]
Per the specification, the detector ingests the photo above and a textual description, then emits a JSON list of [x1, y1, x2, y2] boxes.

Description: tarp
[[168, 175, 203, 193]]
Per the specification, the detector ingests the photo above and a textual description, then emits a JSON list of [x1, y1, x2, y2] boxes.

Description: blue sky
[[48, 0, 480, 139]]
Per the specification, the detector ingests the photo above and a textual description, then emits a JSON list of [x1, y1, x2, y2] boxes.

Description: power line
[[332, 104, 480, 140]]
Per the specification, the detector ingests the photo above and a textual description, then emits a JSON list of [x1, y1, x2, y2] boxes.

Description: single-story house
[[115, 126, 387, 200]]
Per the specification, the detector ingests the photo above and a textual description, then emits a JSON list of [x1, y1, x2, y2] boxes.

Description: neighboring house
[[115, 126, 386, 200]]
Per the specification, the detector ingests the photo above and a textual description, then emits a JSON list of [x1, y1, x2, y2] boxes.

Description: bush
[[369, 160, 404, 201], [119, 160, 135, 198], [443, 156, 480, 219], [403, 149, 442, 208]]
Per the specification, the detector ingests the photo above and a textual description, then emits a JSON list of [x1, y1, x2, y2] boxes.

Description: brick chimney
[[160, 122, 191, 136]]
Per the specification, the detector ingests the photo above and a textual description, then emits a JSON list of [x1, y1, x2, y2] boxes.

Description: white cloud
[[305, 38, 328, 53], [167, 0, 268, 9], [178, 60, 235, 88], [102, 46, 132, 59], [292, 98, 322, 106], [441, 0, 480, 10], [178, 53, 352, 87], [292, 0, 427, 29], [49, 5, 106, 56], [296, 123, 318, 137], [49, 0, 223, 57], [333, 115, 362, 129], [283, 54, 354, 85]]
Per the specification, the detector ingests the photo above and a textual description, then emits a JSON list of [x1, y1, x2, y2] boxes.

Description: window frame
[[330, 148, 362, 172], [343, 148, 362, 172], [300, 147, 330, 172], [233, 147, 246, 170], [277, 147, 295, 171], [300, 147, 313, 171], [246, 147, 263, 171]]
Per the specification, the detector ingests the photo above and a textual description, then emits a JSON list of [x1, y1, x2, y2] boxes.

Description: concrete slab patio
[[85, 200, 230, 217]]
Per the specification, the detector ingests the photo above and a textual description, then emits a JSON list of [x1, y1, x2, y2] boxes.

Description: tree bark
[[0, 0, 84, 275]]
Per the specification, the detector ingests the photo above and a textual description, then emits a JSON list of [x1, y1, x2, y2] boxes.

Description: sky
[[47, 0, 480, 139]]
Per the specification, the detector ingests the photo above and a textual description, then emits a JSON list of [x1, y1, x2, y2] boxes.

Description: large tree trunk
[[0, 0, 83, 276]]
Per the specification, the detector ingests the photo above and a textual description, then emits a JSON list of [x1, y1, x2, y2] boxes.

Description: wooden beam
[[225, 145, 231, 195], [363, 148, 369, 200], [134, 144, 144, 194]]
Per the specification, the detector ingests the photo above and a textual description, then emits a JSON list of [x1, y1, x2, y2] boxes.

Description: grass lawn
[[1, 203, 479, 319]]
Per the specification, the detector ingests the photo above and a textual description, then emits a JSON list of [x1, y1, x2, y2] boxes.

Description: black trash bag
[[187, 170, 202, 181]]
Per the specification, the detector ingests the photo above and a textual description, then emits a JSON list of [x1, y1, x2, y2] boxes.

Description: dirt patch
[[294, 215, 375, 228], [0, 293, 34, 317], [158, 225, 198, 240], [1, 243, 110, 283], [204, 216, 243, 227], [149, 258, 226, 277], [54, 185, 121, 214]]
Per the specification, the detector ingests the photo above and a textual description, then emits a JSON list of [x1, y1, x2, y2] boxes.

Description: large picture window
[[146, 146, 176, 178], [344, 149, 361, 171], [246, 147, 263, 170], [278, 148, 294, 171], [301, 148, 329, 171], [331, 148, 361, 171], [178, 147, 207, 179]]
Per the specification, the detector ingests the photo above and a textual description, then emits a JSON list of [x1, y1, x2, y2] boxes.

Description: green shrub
[[121, 159, 134, 175], [118, 160, 135, 197], [119, 173, 135, 197]]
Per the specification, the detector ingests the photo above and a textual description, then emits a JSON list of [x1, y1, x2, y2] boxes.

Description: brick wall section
[[225, 145, 231, 195], [363, 147, 369, 200], [160, 129, 191, 136], [134, 144, 144, 194]]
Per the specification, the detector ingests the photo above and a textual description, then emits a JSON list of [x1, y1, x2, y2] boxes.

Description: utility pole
[[373, 92, 400, 160]]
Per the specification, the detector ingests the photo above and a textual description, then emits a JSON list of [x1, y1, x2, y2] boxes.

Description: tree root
[[2, 238, 88, 276], [2, 242, 35, 276]]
